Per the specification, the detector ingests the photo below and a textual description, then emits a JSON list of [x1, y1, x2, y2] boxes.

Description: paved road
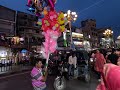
[[0, 71, 98, 90]]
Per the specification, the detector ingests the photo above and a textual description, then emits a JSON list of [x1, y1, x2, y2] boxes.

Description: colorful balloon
[[48, 0, 55, 10], [27, 0, 32, 6], [60, 25, 66, 32], [58, 12, 65, 25]]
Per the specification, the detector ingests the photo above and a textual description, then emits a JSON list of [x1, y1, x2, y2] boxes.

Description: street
[[0, 71, 98, 90]]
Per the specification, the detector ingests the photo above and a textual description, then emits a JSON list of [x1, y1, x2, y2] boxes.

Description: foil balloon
[[58, 12, 65, 25], [60, 25, 66, 32], [37, 21, 42, 25], [48, 0, 55, 10], [42, 10, 60, 32], [54, 0, 57, 4], [49, 10, 58, 21], [27, 0, 32, 6], [42, 18, 51, 31], [37, 18, 42, 25], [57, 12, 66, 32], [43, 8, 48, 15], [51, 22, 59, 31]]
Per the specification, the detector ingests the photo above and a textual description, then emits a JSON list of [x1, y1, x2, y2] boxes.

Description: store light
[[73, 41, 83, 46], [63, 32, 66, 40], [72, 32, 83, 38]]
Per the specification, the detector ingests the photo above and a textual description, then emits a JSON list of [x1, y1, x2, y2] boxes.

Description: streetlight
[[103, 29, 113, 37], [103, 29, 114, 48], [64, 10, 77, 49]]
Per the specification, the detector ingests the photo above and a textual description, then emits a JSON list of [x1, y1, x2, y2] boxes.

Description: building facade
[[0, 5, 16, 60], [16, 11, 43, 51], [81, 19, 98, 48], [0, 5, 16, 47], [57, 26, 84, 50]]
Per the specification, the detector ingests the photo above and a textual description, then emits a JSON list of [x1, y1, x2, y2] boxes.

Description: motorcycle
[[48, 60, 58, 75], [54, 61, 68, 90]]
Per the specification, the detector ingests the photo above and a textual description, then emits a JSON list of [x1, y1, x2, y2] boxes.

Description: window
[[81, 21, 86, 27], [24, 21, 27, 25], [36, 30, 39, 33], [19, 28, 24, 32]]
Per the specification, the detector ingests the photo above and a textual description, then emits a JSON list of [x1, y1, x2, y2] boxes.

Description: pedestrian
[[115, 49, 120, 66], [68, 52, 77, 76], [31, 58, 48, 90], [94, 50, 106, 81], [96, 64, 120, 90], [107, 49, 119, 65]]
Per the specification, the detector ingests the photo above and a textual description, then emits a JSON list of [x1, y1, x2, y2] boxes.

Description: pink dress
[[96, 64, 120, 90], [94, 53, 106, 72]]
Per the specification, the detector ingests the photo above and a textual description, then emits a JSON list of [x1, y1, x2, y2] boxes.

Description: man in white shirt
[[68, 52, 77, 76]]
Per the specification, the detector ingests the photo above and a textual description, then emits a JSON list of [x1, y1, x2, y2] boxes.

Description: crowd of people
[[30, 48, 120, 90], [91, 48, 120, 90]]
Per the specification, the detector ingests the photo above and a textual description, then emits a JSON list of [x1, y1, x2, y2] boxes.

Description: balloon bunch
[[27, 0, 67, 67], [27, 0, 56, 16], [42, 11, 67, 32], [42, 10, 59, 31], [39, 10, 68, 59], [41, 10, 61, 59], [42, 30, 60, 58]]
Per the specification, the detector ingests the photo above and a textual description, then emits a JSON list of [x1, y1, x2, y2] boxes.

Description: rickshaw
[[54, 50, 91, 90]]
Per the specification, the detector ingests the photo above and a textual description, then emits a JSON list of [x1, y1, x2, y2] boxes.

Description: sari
[[96, 64, 120, 90], [94, 53, 106, 72]]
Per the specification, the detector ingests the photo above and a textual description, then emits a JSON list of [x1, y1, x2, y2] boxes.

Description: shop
[[0, 46, 12, 61]]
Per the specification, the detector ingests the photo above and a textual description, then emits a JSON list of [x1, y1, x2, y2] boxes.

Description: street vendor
[[31, 58, 48, 90]]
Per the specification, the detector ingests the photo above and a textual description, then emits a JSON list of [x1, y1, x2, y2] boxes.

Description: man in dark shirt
[[107, 49, 119, 65]]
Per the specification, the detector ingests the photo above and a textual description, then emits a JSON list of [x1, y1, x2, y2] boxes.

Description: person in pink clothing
[[94, 50, 106, 81], [31, 59, 48, 90], [96, 63, 120, 90]]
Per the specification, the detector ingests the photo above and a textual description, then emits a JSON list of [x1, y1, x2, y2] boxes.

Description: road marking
[[0, 71, 30, 80]]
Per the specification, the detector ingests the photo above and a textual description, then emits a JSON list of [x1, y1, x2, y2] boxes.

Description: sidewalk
[[0, 65, 33, 77]]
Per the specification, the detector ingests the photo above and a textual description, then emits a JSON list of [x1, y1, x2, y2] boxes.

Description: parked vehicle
[[54, 50, 91, 90], [48, 59, 58, 75], [75, 50, 91, 82]]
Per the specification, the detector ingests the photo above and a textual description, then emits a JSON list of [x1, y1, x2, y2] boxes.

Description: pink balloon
[[49, 30, 60, 40], [49, 39, 57, 53], [41, 47, 47, 59], [44, 31, 50, 41]]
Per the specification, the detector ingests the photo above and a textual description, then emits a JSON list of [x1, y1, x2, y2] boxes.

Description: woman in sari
[[94, 50, 106, 80], [96, 64, 120, 90]]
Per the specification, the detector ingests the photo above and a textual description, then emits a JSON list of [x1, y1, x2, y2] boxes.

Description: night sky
[[0, 0, 120, 38]]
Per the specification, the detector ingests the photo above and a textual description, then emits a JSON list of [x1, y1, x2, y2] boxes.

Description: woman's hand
[[117, 61, 120, 66]]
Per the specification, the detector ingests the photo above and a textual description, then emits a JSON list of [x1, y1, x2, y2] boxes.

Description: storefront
[[0, 46, 12, 60]]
